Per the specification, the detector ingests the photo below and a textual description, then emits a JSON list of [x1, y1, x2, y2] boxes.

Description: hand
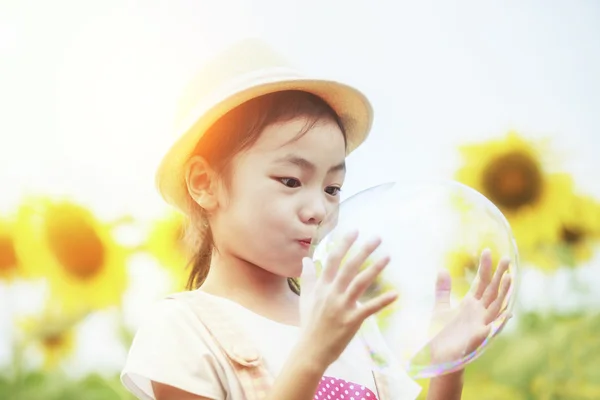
[[426, 249, 512, 366], [298, 231, 398, 368]]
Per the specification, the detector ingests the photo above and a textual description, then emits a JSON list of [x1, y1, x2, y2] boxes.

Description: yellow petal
[[145, 210, 192, 291], [13, 197, 128, 313]]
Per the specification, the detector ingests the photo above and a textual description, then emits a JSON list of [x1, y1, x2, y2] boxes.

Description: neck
[[200, 251, 300, 326]]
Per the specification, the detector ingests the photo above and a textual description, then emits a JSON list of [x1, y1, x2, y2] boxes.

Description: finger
[[473, 249, 493, 299], [433, 269, 452, 312], [355, 291, 398, 321], [335, 236, 382, 290], [346, 255, 390, 302], [481, 257, 510, 307], [485, 274, 512, 324], [321, 230, 359, 283]]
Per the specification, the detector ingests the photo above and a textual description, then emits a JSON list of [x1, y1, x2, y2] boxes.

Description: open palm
[[425, 249, 512, 365]]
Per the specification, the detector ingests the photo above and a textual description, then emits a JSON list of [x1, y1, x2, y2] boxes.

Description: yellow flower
[[18, 307, 85, 370], [446, 242, 509, 289], [518, 246, 561, 271], [443, 191, 510, 294], [13, 197, 128, 313], [145, 211, 192, 291], [0, 216, 20, 281], [455, 132, 575, 260], [444, 250, 479, 298], [555, 194, 600, 266], [517, 194, 600, 270]]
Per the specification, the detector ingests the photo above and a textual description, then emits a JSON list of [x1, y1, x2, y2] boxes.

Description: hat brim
[[155, 76, 373, 214]]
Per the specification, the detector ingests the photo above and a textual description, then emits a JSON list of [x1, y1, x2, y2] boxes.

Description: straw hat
[[155, 38, 374, 214]]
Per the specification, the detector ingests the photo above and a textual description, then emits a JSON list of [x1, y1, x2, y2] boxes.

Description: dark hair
[[185, 90, 346, 294]]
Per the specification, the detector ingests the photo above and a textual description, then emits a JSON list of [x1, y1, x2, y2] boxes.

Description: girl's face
[[211, 116, 346, 278]]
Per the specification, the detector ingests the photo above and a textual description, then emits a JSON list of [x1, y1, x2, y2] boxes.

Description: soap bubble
[[310, 180, 519, 378]]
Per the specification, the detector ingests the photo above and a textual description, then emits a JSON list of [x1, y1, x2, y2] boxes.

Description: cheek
[[227, 180, 291, 235], [231, 189, 302, 267], [246, 192, 291, 232]]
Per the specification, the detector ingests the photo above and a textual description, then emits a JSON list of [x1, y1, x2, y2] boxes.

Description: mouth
[[297, 239, 312, 248]]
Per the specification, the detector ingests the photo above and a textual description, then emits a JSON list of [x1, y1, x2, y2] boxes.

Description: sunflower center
[[0, 235, 18, 273], [561, 226, 583, 245], [461, 258, 478, 275], [44, 206, 105, 280], [482, 152, 542, 211], [43, 333, 65, 349]]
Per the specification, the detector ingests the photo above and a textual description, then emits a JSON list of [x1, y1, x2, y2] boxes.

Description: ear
[[185, 155, 219, 212]]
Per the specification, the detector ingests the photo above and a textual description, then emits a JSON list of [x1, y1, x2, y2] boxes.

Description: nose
[[299, 194, 328, 225]]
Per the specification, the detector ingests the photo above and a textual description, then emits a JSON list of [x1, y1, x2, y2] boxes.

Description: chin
[[271, 257, 304, 279], [288, 270, 303, 279], [287, 260, 305, 279], [249, 249, 305, 279]]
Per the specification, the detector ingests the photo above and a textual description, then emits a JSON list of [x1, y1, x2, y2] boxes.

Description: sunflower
[[145, 211, 193, 291], [444, 250, 479, 298], [13, 197, 128, 313], [0, 216, 20, 281], [444, 241, 508, 297], [517, 246, 561, 271], [17, 307, 85, 370], [514, 192, 600, 270], [555, 193, 600, 267], [455, 132, 575, 256]]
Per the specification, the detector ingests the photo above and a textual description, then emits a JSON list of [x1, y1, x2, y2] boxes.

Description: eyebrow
[[275, 155, 346, 174]]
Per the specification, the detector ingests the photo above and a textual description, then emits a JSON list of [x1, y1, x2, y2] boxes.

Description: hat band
[[175, 66, 306, 134]]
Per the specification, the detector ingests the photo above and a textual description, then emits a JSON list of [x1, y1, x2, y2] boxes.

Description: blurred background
[[1, 1, 599, 399]]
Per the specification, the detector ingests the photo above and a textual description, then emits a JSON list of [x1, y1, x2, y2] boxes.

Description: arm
[[426, 370, 464, 400], [263, 339, 328, 400], [153, 382, 212, 400], [425, 252, 513, 400]]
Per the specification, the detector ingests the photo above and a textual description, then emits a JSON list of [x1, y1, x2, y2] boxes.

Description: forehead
[[244, 117, 346, 162]]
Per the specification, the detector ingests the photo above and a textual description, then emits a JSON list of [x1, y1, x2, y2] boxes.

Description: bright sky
[[1, 0, 599, 222]]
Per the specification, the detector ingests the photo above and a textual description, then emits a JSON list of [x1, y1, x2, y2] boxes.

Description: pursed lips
[[297, 238, 312, 248]]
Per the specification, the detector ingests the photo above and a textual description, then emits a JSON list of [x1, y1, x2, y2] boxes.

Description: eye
[[325, 186, 342, 196], [278, 178, 301, 188]]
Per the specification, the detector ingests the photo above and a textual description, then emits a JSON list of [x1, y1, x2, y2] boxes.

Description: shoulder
[[136, 289, 228, 327], [123, 291, 207, 344], [121, 291, 230, 399], [126, 290, 224, 356], [146, 291, 198, 321]]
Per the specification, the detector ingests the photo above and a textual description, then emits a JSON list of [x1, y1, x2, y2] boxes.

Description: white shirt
[[121, 290, 421, 400]]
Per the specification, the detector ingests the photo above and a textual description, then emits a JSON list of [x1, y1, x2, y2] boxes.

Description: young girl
[[121, 39, 509, 400]]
